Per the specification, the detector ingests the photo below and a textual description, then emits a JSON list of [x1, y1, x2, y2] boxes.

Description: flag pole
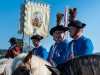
[[22, 0, 27, 53], [22, 31, 24, 53], [64, 5, 69, 40], [29, 36, 31, 52], [66, 4, 69, 40]]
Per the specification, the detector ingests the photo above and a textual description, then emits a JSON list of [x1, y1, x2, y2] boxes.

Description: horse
[[11, 51, 52, 75], [0, 58, 13, 65], [0, 64, 6, 75], [0, 58, 13, 75], [46, 55, 100, 75]]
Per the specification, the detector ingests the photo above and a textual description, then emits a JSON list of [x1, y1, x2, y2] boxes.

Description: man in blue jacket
[[67, 20, 94, 59], [31, 34, 48, 60], [48, 25, 69, 67]]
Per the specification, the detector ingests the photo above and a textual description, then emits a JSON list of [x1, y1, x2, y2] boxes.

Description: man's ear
[[45, 65, 61, 75], [23, 51, 32, 63]]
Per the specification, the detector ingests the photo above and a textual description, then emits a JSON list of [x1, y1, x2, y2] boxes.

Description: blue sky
[[0, 0, 100, 53]]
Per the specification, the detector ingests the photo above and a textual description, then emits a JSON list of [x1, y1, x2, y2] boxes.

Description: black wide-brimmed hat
[[50, 25, 69, 36], [8, 37, 17, 44], [68, 20, 86, 28], [31, 34, 43, 40]]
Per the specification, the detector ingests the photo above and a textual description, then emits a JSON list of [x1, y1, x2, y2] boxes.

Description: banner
[[19, 2, 50, 38]]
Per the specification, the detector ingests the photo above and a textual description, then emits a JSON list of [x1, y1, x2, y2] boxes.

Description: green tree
[[17, 39, 22, 48], [0, 49, 7, 56]]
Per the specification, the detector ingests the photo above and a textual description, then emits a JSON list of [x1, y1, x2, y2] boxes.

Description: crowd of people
[[4, 18, 94, 67], [0, 10, 95, 75], [2, 8, 94, 68]]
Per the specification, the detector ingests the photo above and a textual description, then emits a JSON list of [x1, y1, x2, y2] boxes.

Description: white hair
[[4, 64, 12, 75], [0, 58, 13, 75], [30, 55, 51, 75], [11, 53, 52, 75], [11, 53, 27, 72], [0, 64, 6, 74], [0, 58, 13, 65]]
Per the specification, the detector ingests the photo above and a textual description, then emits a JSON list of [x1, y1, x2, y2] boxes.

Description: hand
[[22, 38, 25, 43], [12, 49, 19, 56], [12, 49, 16, 54]]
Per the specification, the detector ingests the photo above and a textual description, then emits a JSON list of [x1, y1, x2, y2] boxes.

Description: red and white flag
[[64, 6, 68, 27]]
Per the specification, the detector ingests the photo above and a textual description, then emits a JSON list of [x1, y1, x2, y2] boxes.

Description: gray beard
[[55, 39, 63, 43]]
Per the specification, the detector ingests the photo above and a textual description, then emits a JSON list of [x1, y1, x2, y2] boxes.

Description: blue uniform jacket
[[32, 45, 48, 60], [68, 35, 94, 56], [48, 39, 69, 65], [20, 47, 27, 53]]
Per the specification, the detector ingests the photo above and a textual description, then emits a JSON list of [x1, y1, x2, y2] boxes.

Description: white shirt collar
[[9, 44, 16, 50], [76, 35, 82, 40], [34, 44, 41, 48]]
